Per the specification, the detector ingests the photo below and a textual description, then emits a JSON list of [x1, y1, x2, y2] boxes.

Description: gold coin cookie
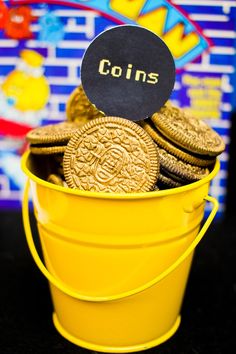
[[140, 119, 216, 167], [47, 173, 64, 186], [152, 105, 225, 156], [158, 147, 209, 182], [63, 117, 159, 193], [30, 145, 66, 155], [26, 121, 82, 145], [66, 85, 104, 124]]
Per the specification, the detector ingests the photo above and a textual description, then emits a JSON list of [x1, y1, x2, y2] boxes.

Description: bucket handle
[[22, 179, 218, 303]]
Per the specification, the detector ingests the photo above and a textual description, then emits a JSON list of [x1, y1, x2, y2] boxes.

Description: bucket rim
[[21, 150, 220, 200]]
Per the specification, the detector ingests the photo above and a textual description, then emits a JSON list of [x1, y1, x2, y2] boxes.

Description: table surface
[[0, 209, 235, 354]]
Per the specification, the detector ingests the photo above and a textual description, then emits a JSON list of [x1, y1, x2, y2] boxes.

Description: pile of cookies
[[139, 103, 225, 189], [26, 85, 225, 193], [26, 121, 83, 187]]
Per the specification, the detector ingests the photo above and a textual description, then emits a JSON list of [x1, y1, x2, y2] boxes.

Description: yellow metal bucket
[[21, 151, 219, 353]]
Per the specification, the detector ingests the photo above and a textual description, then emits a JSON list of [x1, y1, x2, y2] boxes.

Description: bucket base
[[52, 313, 181, 353]]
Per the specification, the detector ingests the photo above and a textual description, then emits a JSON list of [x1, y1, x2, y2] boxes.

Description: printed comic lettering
[[110, 1, 200, 59]]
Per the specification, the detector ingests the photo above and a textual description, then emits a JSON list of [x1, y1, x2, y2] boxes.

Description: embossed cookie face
[[140, 119, 216, 167], [63, 117, 159, 193], [152, 106, 225, 156]]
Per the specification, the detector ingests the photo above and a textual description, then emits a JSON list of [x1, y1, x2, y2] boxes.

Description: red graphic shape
[[0, 0, 8, 29], [0, 117, 32, 137], [5, 6, 37, 39]]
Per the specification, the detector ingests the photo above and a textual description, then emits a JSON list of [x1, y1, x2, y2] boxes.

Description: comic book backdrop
[[0, 0, 235, 217]]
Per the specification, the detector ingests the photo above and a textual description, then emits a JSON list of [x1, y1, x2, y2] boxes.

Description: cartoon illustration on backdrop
[[5, 6, 36, 39], [0, 0, 234, 216], [0, 49, 50, 189], [39, 10, 64, 45], [9, 0, 210, 68], [1, 49, 50, 114]]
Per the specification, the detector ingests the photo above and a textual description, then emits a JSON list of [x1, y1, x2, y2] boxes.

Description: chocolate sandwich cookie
[[158, 172, 183, 189], [26, 121, 82, 145], [63, 117, 159, 193], [140, 119, 216, 167], [151, 105, 225, 156], [66, 85, 104, 124], [161, 168, 187, 184], [157, 147, 209, 182]]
